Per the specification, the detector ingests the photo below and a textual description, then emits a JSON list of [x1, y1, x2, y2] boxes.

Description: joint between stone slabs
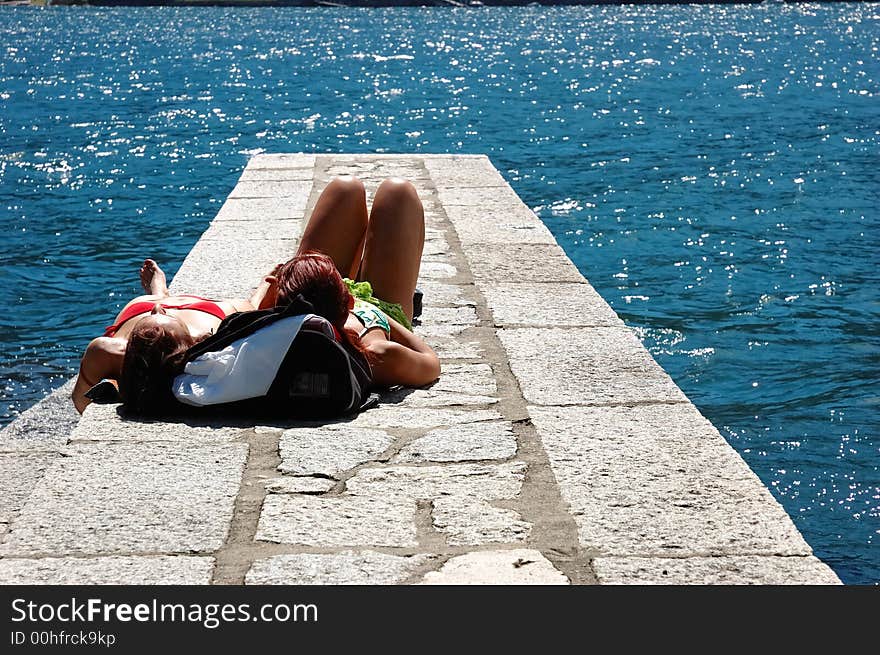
[[0, 551, 213, 561], [526, 399, 694, 409], [423, 166, 596, 584], [210, 428, 278, 585]]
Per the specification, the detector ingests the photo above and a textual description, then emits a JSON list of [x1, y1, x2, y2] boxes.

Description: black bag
[[172, 296, 377, 419]]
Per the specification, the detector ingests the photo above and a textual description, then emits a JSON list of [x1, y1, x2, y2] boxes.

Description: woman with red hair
[[268, 176, 440, 388]]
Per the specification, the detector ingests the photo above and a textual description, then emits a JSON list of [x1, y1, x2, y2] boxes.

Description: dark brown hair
[[118, 321, 198, 415]]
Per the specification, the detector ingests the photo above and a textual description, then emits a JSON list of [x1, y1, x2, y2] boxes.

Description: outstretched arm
[[364, 316, 440, 388], [71, 337, 124, 414]]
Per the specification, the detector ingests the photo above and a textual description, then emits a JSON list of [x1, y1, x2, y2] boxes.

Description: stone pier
[[0, 154, 841, 585]]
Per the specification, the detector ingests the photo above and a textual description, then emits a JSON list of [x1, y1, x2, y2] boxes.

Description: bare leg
[[139, 259, 168, 297], [296, 176, 368, 279], [358, 178, 425, 321]]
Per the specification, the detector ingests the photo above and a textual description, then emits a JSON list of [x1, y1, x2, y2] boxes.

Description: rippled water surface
[[1, 4, 877, 583]]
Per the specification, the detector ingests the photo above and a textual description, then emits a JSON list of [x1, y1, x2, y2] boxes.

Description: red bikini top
[[104, 295, 228, 337]]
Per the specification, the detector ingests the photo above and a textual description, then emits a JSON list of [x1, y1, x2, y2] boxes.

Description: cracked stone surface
[[381, 389, 498, 409], [257, 495, 417, 547], [380, 363, 498, 408], [278, 426, 395, 478], [0, 556, 215, 585], [264, 476, 336, 495], [246, 551, 435, 585], [499, 327, 688, 406], [342, 407, 503, 429], [345, 462, 526, 501], [419, 305, 479, 326], [528, 404, 814, 556], [420, 550, 569, 585], [395, 422, 517, 463], [429, 363, 496, 396], [420, 334, 483, 360], [433, 497, 531, 546], [592, 555, 842, 585], [414, 281, 473, 307], [0, 442, 247, 556]]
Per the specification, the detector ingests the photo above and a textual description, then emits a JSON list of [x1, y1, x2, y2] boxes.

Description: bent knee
[[326, 175, 366, 201], [375, 177, 421, 207]]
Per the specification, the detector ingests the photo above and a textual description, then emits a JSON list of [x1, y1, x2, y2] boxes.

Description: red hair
[[275, 251, 369, 360]]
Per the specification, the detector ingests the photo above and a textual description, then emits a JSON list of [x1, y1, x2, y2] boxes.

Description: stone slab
[[245, 153, 317, 170], [419, 305, 479, 326], [323, 159, 431, 181], [0, 442, 247, 556], [419, 550, 569, 585], [278, 426, 395, 478], [380, 388, 498, 409], [424, 156, 509, 188], [200, 218, 303, 242], [265, 476, 336, 495], [499, 327, 688, 406], [170, 238, 298, 297], [345, 462, 526, 502], [443, 204, 558, 246], [229, 180, 313, 199], [246, 551, 433, 585], [466, 243, 585, 282], [592, 555, 842, 585], [414, 281, 473, 307], [0, 379, 78, 452], [433, 497, 531, 546], [418, 261, 458, 280], [419, 334, 483, 360], [528, 404, 815, 557], [0, 453, 57, 523], [212, 196, 308, 222], [0, 556, 215, 585], [257, 495, 417, 548], [239, 168, 316, 181], [483, 282, 625, 328], [340, 407, 503, 430], [426, 363, 496, 396], [71, 403, 245, 443], [395, 422, 517, 463]]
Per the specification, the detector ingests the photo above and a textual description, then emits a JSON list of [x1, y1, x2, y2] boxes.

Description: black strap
[[184, 295, 316, 363]]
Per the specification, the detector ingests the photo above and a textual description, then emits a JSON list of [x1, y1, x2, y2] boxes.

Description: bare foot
[[140, 259, 168, 296]]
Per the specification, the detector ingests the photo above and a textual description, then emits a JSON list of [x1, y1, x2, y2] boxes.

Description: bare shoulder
[[85, 336, 126, 357], [82, 337, 126, 375]]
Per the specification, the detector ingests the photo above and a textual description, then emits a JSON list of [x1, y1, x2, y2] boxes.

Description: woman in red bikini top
[[72, 258, 278, 414]]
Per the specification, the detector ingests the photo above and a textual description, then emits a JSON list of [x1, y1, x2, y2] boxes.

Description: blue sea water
[[0, 4, 877, 583]]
